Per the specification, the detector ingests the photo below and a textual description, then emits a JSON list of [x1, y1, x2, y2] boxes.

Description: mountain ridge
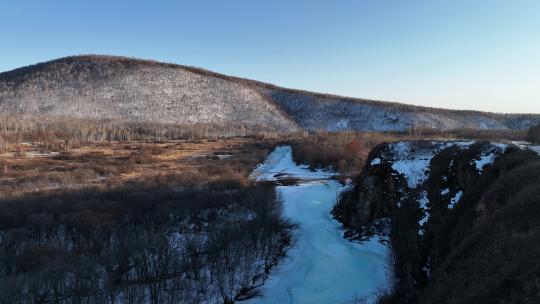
[[1, 55, 539, 133]]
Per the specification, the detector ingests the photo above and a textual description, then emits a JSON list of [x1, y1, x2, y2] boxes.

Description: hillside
[[1, 55, 539, 133], [0, 56, 299, 134], [334, 141, 540, 303]]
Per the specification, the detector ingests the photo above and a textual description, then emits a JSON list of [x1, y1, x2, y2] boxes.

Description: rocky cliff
[[334, 141, 540, 303]]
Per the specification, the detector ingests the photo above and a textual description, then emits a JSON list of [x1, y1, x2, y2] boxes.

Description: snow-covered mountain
[[1, 55, 539, 133]]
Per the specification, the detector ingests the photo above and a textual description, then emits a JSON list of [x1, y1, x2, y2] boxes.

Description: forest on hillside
[[2, 55, 539, 133]]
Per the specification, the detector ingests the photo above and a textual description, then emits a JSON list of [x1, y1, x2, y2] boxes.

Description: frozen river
[[248, 146, 393, 304]]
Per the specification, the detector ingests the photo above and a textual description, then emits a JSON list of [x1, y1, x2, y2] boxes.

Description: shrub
[[290, 132, 398, 177], [527, 123, 540, 143], [0, 182, 293, 303]]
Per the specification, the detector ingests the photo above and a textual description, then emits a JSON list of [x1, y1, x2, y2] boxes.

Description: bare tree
[[527, 123, 540, 143]]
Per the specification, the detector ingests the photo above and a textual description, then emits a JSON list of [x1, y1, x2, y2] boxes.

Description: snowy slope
[[2, 55, 539, 134]]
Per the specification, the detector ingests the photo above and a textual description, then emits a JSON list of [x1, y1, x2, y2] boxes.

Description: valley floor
[[0, 138, 273, 198]]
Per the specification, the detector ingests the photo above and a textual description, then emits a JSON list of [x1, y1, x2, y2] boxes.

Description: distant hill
[[1, 55, 538, 133]]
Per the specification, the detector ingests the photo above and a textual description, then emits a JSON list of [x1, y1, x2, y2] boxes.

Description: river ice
[[247, 146, 393, 304], [250, 146, 334, 182]]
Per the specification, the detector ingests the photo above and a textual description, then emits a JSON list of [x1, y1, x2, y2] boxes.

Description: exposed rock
[[334, 141, 540, 303]]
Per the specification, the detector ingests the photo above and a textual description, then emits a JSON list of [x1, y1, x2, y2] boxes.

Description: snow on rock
[[370, 158, 381, 165], [418, 191, 430, 236], [470, 144, 507, 173], [250, 146, 334, 182], [332, 119, 350, 131], [389, 141, 472, 189], [390, 142, 434, 189], [248, 146, 393, 304], [448, 191, 463, 209], [472, 153, 496, 172], [385, 141, 482, 235]]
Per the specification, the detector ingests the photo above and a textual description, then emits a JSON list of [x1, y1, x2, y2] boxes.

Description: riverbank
[[248, 146, 393, 304]]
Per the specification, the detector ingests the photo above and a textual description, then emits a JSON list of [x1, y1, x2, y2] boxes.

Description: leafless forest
[[1, 55, 538, 135]]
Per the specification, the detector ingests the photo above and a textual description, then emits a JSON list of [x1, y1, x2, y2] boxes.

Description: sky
[[1, 0, 539, 113]]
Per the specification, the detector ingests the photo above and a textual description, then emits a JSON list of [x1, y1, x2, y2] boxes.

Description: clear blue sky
[[1, 0, 539, 113]]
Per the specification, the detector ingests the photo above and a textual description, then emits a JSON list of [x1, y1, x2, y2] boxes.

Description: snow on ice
[[250, 146, 333, 182], [248, 146, 393, 304]]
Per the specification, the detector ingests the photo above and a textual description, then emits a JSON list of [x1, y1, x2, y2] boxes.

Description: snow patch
[[418, 191, 430, 236], [370, 158, 381, 165], [390, 143, 433, 189], [250, 146, 333, 182], [333, 119, 350, 130], [470, 144, 507, 173], [389, 141, 473, 189], [448, 191, 463, 209], [473, 153, 497, 172], [479, 120, 490, 129], [441, 188, 450, 196], [25, 151, 60, 158], [216, 154, 232, 160]]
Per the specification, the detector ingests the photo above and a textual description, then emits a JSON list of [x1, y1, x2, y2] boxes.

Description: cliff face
[[334, 141, 540, 303]]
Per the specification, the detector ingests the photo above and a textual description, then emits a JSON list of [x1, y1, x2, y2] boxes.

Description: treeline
[[0, 115, 287, 152], [288, 128, 527, 178], [527, 123, 540, 143], [391, 127, 527, 141], [0, 182, 294, 303], [266, 88, 540, 131], [5, 55, 538, 127], [290, 132, 400, 177], [3, 55, 539, 137]]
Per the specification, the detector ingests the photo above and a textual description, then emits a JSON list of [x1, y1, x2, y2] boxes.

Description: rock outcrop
[[334, 141, 540, 303]]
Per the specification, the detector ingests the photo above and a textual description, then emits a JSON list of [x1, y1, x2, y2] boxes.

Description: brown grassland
[[0, 126, 528, 199], [0, 138, 276, 199]]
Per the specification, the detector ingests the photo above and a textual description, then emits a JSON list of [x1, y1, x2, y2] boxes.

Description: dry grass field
[[0, 138, 277, 199]]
